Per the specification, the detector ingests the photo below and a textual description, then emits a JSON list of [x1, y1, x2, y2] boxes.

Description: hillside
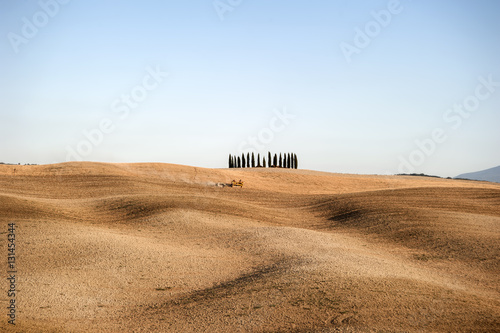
[[0, 162, 499, 332], [456, 165, 500, 183]]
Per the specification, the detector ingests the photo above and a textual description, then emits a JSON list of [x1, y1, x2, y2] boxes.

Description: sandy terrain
[[0, 162, 499, 332]]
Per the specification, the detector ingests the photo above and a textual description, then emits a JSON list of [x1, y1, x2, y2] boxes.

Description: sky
[[1, 0, 499, 177]]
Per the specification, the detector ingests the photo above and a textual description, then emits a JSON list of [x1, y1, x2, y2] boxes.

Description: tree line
[[228, 152, 298, 169]]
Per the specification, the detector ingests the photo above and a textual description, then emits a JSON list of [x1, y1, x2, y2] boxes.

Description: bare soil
[[1, 162, 499, 332]]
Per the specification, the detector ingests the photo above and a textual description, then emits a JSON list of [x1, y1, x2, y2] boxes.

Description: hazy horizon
[[2, 0, 499, 178]]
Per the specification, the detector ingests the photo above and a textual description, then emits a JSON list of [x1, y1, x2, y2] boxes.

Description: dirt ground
[[0, 162, 499, 332]]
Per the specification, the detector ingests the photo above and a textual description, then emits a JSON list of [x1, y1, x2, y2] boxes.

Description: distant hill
[[455, 165, 500, 183]]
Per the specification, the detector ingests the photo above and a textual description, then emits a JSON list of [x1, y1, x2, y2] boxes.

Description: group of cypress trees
[[228, 152, 298, 169]]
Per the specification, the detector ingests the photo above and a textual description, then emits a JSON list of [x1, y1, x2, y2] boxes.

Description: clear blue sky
[[1, 0, 499, 177]]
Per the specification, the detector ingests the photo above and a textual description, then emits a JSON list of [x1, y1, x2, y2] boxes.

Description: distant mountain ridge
[[455, 165, 500, 183]]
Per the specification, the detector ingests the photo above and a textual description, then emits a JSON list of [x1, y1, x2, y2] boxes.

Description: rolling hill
[[0, 162, 499, 332]]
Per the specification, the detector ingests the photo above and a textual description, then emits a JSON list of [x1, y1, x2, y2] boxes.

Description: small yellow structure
[[231, 180, 244, 187]]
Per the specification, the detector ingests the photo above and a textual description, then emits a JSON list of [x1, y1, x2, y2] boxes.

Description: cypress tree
[[237, 157, 241, 168], [263, 157, 266, 168], [279, 153, 282, 168], [247, 153, 250, 168], [273, 154, 277, 167], [242, 153, 246, 168], [287, 153, 291, 168], [268, 152, 272, 168], [252, 152, 256, 168], [233, 156, 237, 168], [294, 154, 298, 169], [229, 154, 232, 168]]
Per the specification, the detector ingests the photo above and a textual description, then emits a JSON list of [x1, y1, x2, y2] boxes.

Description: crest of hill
[[1, 161, 499, 196]]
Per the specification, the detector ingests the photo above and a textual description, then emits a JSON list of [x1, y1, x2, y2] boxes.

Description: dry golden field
[[1, 162, 499, 332]]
